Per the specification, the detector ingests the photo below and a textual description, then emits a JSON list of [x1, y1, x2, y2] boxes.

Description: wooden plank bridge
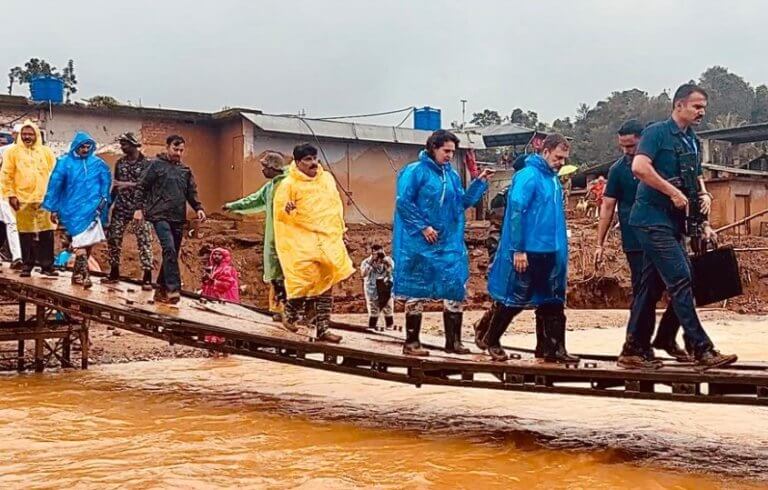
[[0, 265, 767, 407]]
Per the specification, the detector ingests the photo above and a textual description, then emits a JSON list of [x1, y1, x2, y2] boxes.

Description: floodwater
[[1, 320, 767, 489]]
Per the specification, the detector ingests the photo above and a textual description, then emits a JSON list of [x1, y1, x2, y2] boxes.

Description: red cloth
[[201, 247, 241, 302], [464, 148, 479, 178], [588, 179, 606, 207]]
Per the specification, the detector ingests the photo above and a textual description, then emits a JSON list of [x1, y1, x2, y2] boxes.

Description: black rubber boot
[[384, 316, 394, 330], [403, 314, 429, 356], [534, 308, 559, 360], [368, 316, 379, 330], [473, 306, 494, 350], [483, 305, 517, 357], [141, 269, 153, 291], [82, 267, 93, 290], [488, 345, 509, 362], [534, 312, 546, 357], [102, 265, 120, 284], [444, 311, 470, 354], [549, 313, 579, 364]]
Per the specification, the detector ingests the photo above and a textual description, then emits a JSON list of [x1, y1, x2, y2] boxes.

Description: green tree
[[752, 84, 768, 123], [509, 108, 539, 128], [698, 66, 754, 128], [711, 113, 747, 130], [84, 95, 120, 108], [7, 58, 78, 102], [470, 109, 503, 127], [61, 59, 77, 103]]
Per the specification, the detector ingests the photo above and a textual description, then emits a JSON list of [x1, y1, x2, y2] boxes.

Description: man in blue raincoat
[[393, 129, 492, 356], [43, 131, 111, 288], [481, 133, 578, 363]]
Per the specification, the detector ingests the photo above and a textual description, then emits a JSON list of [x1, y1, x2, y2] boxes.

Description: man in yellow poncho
[[273, 144, 354, 343], [0, 121, 57, 277]]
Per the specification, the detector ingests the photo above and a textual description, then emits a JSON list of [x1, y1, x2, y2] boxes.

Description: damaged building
[[699, 123, 768, 236], [0, 95, 484, 224]]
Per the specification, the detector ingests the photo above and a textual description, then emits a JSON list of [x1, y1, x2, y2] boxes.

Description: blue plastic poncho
[[487, 153, 568, 307], [42, 131, 112, 237], [392, 150, 488, 301]]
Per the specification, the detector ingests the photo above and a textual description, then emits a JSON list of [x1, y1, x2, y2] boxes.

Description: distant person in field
[[360, 243, 395, 331], [200, 247, 239, 349], [201, 247, 240, 302]]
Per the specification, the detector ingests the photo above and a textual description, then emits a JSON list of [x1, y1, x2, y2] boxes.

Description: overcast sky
[[2, 0, 765, 126]]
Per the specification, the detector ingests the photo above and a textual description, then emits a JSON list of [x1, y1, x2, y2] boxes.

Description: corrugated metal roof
[[240, 113, 485, 149], [698, 122, 768, 144], [480, 123, 538, 147]]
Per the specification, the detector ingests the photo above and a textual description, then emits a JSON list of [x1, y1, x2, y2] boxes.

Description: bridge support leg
[[80, 320, 89, 370], [34, 304, 45, 373], [16, 300, 25, 372], [62, 331, 72, 369]]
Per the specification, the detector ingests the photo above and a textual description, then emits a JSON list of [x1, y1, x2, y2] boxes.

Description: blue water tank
[[30, 75, 64, 104], [414, 106, 441, 131]]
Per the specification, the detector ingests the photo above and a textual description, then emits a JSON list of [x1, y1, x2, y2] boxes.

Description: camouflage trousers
[[269, 279, 286, 314], [107, 214, 153, 271], [284, 289, 333, 335], [364, 291, 394, 318]]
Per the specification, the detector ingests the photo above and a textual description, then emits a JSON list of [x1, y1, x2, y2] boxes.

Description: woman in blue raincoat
[[392, 130, 492, 356], [481, 134, 578, 363], [43, 131, 111, 288]]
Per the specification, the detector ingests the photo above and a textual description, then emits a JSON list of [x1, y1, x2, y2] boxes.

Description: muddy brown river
[[1, 319, 767, 489]]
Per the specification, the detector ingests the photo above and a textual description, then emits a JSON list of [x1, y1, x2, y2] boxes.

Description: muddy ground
[[86, 215, 768, 315]]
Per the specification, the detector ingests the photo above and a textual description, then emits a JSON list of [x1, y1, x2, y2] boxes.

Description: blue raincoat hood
[[392, 150, 488, 301], [487, 153, 568, 307], [42, 131, 112, 237], [68, 131, 96, 159]]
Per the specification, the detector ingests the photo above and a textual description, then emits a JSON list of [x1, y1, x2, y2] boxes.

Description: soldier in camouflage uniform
[[102, 133, 153, 289]]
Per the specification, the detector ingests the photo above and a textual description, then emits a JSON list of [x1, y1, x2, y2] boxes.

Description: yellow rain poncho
[[0, 120, 56, 232], [273, 162, 354, 299]]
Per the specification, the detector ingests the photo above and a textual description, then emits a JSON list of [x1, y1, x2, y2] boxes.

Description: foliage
[[84, 95, 120, 108], [475, 65, 768, 166], [470, 109, 502, 127], [7, 58, 78, 102]]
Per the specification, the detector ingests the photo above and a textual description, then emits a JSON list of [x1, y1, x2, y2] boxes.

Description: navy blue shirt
[[629, 118, 702, 234], [604, 155, 641, 252]]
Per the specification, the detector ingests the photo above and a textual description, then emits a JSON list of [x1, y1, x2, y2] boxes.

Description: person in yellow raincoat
[[273, 144, 354, 344], [0, 120, 57, 277]]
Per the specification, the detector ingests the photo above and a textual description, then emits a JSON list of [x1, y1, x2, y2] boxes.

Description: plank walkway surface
[[1, 267, 766, 406]]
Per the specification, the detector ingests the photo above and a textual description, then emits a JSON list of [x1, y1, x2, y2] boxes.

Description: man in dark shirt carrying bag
[[135, 135, 206, 305], [618, 84, 737, 370], [595, 120, 688, 363]]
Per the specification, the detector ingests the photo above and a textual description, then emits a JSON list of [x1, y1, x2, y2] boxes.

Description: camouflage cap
[[117, 132, 141, 147]]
